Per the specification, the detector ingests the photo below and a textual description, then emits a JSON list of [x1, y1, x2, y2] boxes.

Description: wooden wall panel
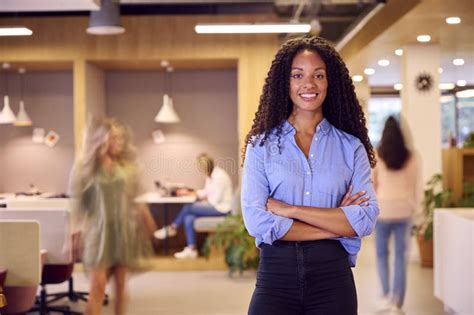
[[0, 15, 281, 170]]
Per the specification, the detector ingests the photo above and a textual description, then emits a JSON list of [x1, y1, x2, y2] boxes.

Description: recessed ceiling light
[[438, 67, 443, 74], [394, 83, 403, 91], [456, 80, 467, 87], [364, 68, 375, 75], [352, 75, 363, 82], [0, 26, 33, 36], [194, 23, 311, 34], [395, 49, 403, 56], [453, 58, 465, 66], [378, 59, 390, 67], [439, 83, 455, 90], [456, 89, 474, 98], [417, 35, 431, 43], [446, 17, 461, 25]]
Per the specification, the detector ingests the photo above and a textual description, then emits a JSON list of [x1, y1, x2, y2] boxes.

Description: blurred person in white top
[[154, 153, 233, 259], [372, 116, 423, 314]]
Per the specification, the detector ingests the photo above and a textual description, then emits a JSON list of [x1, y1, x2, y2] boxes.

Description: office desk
[[136, 193, 196, 255], [0, 194, 69, 209]]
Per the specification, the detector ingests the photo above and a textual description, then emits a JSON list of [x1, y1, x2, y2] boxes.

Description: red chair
[[0, 210, 83, 314], [1, 249, 46, 315], [38, 231, 108, 307], [2, 285, 38, 314], [0, 268, 7, 310], [30, 262, 83, 315]]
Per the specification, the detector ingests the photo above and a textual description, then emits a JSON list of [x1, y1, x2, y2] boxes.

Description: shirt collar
[[281, 118, 331, 136]]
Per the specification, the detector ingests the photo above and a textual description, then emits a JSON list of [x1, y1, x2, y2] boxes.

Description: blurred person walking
[[154, 153, 233, 259], [70, 118, 154, 315], [373, 116, 423, 314]]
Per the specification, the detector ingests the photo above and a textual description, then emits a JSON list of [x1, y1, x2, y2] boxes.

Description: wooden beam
[[339, 0, 421, 60]]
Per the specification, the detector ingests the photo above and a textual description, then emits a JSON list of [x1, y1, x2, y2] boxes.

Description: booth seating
[[194, 189, 241, 233]]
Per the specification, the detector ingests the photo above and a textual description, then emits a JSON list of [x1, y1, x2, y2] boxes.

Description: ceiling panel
[[0, 0, 382, 43], [346, 0, 474, 87]]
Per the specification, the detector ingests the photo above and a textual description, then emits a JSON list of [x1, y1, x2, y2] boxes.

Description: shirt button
[[307, 171, 311, 175], [305, 191, 310, 195], [315, 137, 318, 141], [310, 154, 314, 158]]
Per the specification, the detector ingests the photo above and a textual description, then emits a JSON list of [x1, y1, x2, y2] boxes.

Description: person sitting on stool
[[154, 153, 233, 259]]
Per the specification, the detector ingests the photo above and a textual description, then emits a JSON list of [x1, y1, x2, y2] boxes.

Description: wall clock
[[415, 72, 433, 92]]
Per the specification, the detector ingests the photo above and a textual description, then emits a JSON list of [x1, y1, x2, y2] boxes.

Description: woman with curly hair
[[70, 118, 154, 315], [241, 35, 379, 314]]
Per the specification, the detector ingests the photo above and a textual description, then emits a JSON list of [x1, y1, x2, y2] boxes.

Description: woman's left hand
[[266, 198, 295, 218]]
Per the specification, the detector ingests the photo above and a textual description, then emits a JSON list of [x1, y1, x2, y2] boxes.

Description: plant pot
[[416, 233, 433, 268]]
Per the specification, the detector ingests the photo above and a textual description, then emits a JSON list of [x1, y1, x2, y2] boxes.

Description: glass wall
[[441, 95, 456, 146], [458, 96, 474, 145], [367, 96, 401, 147], [369, 94, 473, 148], [440, 94, 474, 147]]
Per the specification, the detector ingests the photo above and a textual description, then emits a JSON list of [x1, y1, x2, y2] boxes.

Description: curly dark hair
[[242, 35, 376, 168], [377, 116, 410, 170]]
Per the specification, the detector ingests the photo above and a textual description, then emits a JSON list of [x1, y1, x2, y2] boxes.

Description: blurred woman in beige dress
[[70, 118, 154, 315]]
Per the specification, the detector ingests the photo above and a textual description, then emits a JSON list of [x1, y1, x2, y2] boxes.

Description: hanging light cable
[[0, 62, 16, 124], [155, 64, 180, 123], [14, 68, 32, 126]]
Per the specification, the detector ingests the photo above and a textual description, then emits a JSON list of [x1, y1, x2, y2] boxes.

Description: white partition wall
[[0, 220, 41, 286], [0, 209, 72, 264], [434, 209, 474, 315]]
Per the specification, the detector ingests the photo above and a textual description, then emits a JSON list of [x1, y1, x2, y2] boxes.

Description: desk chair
[[0, 209, 82, 314], [4, 203, 109, 307], [0, 268, 7, 309]]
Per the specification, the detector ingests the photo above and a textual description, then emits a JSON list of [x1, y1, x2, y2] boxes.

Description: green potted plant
[[203, 212, 259, 276], [463, 132, 474, 148], [416, 174, 453, 267], [459, 182, 474, 207]]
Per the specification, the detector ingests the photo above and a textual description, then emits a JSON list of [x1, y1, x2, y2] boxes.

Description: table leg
[[163, 204, 169, 255]]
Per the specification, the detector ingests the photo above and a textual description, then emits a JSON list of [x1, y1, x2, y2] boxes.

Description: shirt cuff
[[340, 205, 365, 237], [260, 216, 294, 245]]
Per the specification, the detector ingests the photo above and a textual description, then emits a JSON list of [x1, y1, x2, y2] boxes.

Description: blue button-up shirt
[[241, 118, 379, 267]]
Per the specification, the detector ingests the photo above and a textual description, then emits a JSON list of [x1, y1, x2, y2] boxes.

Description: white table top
[[0, 193, 69, 206], [135, 192, 196, 204], [435, 208, 474, 221], [0, 192, 196, 205], [0, 193, 67, 200]]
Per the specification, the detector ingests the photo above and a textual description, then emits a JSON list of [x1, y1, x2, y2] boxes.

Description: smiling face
[[289, 49, 328, 115]]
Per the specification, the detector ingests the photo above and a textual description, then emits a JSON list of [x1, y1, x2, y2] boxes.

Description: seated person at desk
[[154, 153, 233, 259]]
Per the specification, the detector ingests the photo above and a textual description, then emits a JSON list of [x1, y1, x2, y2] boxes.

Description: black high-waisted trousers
[[248, 239, 357, 315]]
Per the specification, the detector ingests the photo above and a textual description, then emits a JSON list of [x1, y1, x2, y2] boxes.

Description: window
[[441, 95, 456, 146], [368, 96, 401, 147], [368, 94, 473, 148], [458, 96, 474, 145], [441, 94, 474, 147]]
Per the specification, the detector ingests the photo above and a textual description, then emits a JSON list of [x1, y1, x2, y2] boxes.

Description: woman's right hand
[[339, 185, 370, 207]]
